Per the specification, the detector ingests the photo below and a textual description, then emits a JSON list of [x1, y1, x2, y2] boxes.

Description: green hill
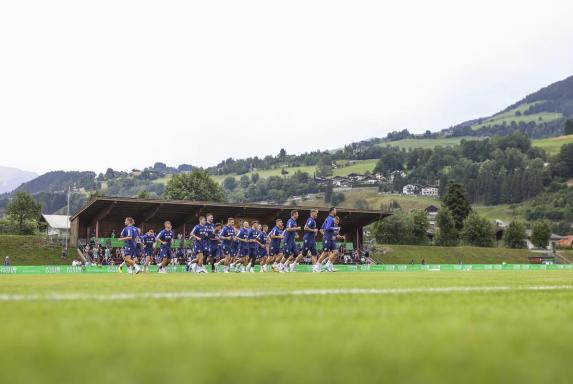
[[532, 134, 573, 155], [0, 235, 66, 265]]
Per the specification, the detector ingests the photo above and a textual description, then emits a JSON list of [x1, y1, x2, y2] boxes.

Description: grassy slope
[[1, 273, 573, 384], [0, 235, 65, 265], [471, 101, 562, 130], [532, 134, 573, 155], [380, 137, 465, 149], [373, 244, 533, 264]]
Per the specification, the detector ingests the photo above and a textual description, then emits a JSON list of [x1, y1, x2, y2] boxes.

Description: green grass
[[532, 134, 573, 155], [380, 137, 466, 150], [473, 203, 527, 223], [373, 244, 533, 264], [471, 101, 562, 130], [299, 187, 440, 210], [0, 235, 65, 265], [2, 272, 573, 383], [332, 159, 377, 176]]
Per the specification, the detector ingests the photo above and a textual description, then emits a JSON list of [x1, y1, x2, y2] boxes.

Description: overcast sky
[[1, 0, 573, 174]]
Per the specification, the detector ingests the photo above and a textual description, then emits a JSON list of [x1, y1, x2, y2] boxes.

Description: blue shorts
[[123, 245, 136, 257], [222, 245, 233, 256], [322, 239, 336, 252], [258, 248, 268, 258], [160, 246, 172, 259], [269, 245, 282, 256], [134, 246, 141, 258], [193, 242, 204, 255], [144, 247, 154, 257], [302, 242, 318, 257], [249, 247, 258, 257], [238, 247, 250, 257], [283, 242, 298, 257], [211, 245, 221, 258]]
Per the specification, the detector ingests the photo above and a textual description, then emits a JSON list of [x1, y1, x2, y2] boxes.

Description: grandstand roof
[[40, 214, 70, 230], [71, 196, 389, 230]]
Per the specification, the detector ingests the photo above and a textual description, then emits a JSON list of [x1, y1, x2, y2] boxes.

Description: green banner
[[1, 264, 573, 275]]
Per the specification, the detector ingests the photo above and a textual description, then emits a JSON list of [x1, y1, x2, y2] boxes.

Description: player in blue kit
[[117, 217, 141, 274], [234, 221, 251, 273], [318, 207, 340, 272], [189, 216, 208, 273], [268, 219, 285, 272], [303, 209, 320, 272], [282, 210, 302, 272], [324, 216, 345, 272], [256, 223, 270, 272], [203, 213, 216, 273], [155, 221, 174, 274], [141, 229, 156, 272], [217, 217, 236, 273], [246, 221, 259, 273]]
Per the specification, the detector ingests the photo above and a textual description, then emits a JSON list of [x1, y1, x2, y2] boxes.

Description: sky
[[1, 0, 573, 175]]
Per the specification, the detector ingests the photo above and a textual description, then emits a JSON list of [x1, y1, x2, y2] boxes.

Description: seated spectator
[[3, 256, 9, 266], [71, 259, 82, 266]]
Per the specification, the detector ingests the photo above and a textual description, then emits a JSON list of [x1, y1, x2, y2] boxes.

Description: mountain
[[0, 166, 37, 194], [448, 75, 573, 139]]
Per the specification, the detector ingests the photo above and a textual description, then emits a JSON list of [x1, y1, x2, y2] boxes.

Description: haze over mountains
[[0, 166, 37, 194]]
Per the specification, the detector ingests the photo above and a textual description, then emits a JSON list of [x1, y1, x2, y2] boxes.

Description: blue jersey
[[284, 218, 298, 244], [142, 234, 156, 250], [248, 229, 258, 249], [156, 229, 174, 249], [204, 222, 216, 246], [191, 224, 208, 244], [236, 228, 250, 248], [269, 226, 283, 248], [321, 215, 338, 241], [303, 217, 317, 244], [121, 226, 137, 248], [220, 225, 236, 248], [256, 231, 268, 250]]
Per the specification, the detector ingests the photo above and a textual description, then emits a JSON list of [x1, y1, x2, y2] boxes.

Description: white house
[[40, 214, 70, 238], [420, 185, 439, 197], [402, 184, 419, 195]]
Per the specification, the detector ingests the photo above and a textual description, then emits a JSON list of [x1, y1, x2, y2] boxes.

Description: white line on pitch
[[0, 285, 572, 302]]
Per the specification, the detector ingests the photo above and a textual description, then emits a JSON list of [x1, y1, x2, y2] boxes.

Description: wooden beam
[[90, 201, 116, 226], [140, 204, 163, 225]]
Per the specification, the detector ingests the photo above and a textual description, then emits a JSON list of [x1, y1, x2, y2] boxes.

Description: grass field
[[532, 134, 573, 155], [471, 101, 562, 130], [380, 137, 466, 150], [373, 244, 533, 264], [0, 235, 64, 265], [2, 272, 573, 384]]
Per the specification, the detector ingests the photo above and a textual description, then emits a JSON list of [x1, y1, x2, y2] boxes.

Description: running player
[[117, 217, 141, 274], [256, 223, 269, 272], [303, 209, 319, 272], [326, 216, 345, 272], [246, 221, 259, 273], [141, 229, 156, 272], [209, 222, 222, 272], [203, 213, 216, 273], [268, 219, 285, 272], [235, 221, 251, 273], [317, 207, 339, 272], [155, 221, 174, 273], [282, 210, 302, 272], [190, 216, 208, 273], [218, 217, 236, 273]]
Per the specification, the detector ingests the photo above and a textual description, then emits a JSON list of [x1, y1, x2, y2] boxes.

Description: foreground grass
[[1, 272, 573, 384], [373, 244, 534, 264]]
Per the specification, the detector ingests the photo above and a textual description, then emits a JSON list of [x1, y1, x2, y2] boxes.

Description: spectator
[[104, 247, 111, 262], [111, 229, 116, 239], [3, 256, 9, 266], [421, 258, 426, 265], [61, 248, 67, 259], [71, 259, 82, 266]]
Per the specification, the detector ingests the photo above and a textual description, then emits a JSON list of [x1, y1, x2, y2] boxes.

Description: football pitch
[[2, 271, 573, 384]]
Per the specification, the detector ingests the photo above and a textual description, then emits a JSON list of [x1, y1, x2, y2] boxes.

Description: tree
[[239, 175, 250, 189], [137, 189, 151, 199], [503, 220, 527, 249], [251, 173, 260, 184], [442, 182, 472, 231], [411, 209, 429, 245], [164, 170, 225, 201], [460, 212, 495, 247], [564, 119, 573, 135], [6, 192, 42, 234], [324, 182, 333, 203], [371, 211, 412, 244], [531, 221, 551, 249], [435, 207, 458, 246], [223, 177, 237, 191], [316, 157, 333, 177]]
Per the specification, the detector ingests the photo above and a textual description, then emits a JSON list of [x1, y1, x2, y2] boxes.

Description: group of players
[[118, 207, 343, 274]]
